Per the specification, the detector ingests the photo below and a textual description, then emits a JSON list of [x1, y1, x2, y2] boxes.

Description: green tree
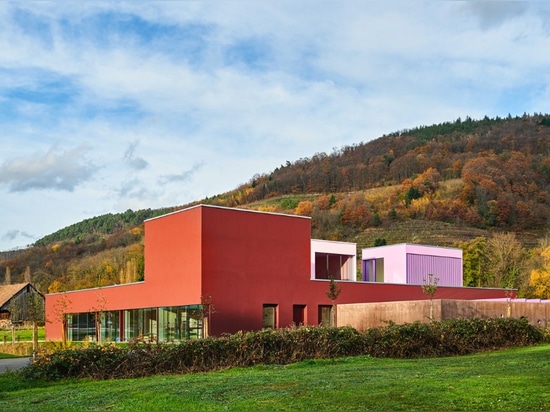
[[457, 237, 488, 287], [404, 186, 422, 206], [372, 212, 382, 227]]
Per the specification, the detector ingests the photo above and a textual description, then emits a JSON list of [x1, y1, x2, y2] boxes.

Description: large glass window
[[124, 308, 142, 341], [100, 311, 120, 343], [158, 305, 202, 342], [68, 312, 95, 341], [315, 253, 353, 280], [124, 308, 158, 342], [68, 305, 203, 342]]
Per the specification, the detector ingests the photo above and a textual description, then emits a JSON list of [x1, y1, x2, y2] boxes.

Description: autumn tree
[[325, 276, 342, 327], [528, 246, 550, 299], [485, 232, 526, 289], [339, 193, 371, 229], [295, 200, 314, 216]]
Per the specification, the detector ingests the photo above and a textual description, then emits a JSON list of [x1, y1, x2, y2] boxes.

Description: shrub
[[19, 319, 547, 381]]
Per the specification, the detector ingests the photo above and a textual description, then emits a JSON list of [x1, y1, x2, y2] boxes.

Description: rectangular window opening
[[293, 304, 306, 326], [262, 304, 278, 329], [362, 258, 384, 282], [318, 305, 332, 326]]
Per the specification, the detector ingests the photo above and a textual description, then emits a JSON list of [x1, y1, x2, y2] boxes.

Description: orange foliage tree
[[529, 246, 550, 299]]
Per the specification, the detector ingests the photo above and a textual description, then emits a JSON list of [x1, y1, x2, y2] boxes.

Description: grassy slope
[[1, 344, 548, 411]]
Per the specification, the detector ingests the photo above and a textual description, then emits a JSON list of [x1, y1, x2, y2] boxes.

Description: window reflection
[[67, 305, 202, 342]]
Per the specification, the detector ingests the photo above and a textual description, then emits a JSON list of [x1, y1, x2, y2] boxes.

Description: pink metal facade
[[361, 243, 463, 287]]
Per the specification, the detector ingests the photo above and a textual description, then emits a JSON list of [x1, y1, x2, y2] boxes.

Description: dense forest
[[2, 113, 550, 298]]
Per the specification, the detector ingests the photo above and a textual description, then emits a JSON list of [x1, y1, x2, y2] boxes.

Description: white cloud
[[0, 145, 96, 192], [1, 1, 550, 250], [2, 229, 34, 242]]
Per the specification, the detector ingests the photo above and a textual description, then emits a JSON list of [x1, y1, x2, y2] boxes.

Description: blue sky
[[1, 1, 550, 251]]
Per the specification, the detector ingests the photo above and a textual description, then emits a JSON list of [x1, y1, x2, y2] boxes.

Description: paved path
[[0, 357, 31, 373]]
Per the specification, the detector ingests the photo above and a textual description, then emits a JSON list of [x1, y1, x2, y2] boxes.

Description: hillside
[[2, 113, 550, 296]]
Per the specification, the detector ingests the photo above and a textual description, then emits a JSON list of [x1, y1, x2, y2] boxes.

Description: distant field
[[1, 344, 549, 411]]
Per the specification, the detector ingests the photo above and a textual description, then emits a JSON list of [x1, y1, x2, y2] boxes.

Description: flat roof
[[145, 203, 312, 223]]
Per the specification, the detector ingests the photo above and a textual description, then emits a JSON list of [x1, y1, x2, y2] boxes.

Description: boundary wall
[[338, 299, 550, 330]]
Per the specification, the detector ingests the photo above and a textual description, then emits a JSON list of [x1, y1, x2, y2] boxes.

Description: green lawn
[[0, 353, 20, 359], [0, 328, 45, 342], [1, 344, 549, 411]]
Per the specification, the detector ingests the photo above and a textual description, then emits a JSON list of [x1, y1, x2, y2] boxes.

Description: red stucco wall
[[45, 205, 513, 341], [200, 206, 312, 335]]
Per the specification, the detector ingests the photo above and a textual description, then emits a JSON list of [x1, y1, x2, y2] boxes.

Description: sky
[[1, 1, 550, 251]]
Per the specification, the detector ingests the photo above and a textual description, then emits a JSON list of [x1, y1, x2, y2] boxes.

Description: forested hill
[[209, 113, 550, 212], [3, 113, 550, 295]]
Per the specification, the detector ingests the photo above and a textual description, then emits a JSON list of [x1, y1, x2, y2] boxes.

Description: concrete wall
[[338, 299, 550, 330]]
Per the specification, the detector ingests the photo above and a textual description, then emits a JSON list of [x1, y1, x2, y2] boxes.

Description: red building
[[45, 205, 511, 342]]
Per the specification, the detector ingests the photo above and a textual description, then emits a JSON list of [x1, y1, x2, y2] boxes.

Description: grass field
[[0, 328, 45, 342], [1, 344, 549, 411]]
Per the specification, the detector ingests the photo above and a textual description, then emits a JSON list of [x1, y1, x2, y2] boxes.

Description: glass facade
[[101, 311, 120, 342], [67, 305, 202, 343], [157, 306, 203, 342], [68, 312, 96, 342]]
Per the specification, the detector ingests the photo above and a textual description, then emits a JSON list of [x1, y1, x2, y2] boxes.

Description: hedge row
[[21, 318, 548, 381]]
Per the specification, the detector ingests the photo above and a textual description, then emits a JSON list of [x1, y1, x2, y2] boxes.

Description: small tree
[[422, 273, 439, 320], [325, 276, 342, 327], [52, 295, 72, 348], [90, 293, 108, 345], [26, 293, 45, 359]]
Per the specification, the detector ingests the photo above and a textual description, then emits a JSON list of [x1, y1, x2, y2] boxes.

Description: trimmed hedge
[[21, 318, 548, 381]]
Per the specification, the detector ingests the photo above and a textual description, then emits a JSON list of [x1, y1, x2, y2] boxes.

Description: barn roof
[[0, 283, 33, 308]]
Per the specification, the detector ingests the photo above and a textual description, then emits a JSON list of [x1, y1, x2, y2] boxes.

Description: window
[[318, 305, 332, 326], [362, 258, 384, 282], [100, 311, 120, 343], [293, 305, 306, 326], [67, 312, 95, 341], [262, 304, 278, 329], [158, 305, 203, 341], [315, 253, 353, 280], [68, 305, 203, 343]]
